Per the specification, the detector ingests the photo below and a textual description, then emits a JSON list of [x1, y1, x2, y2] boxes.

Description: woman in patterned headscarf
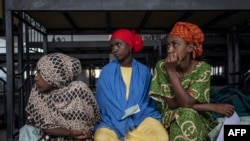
[[24, 53, 100, 141], [94, 29, 169, 141], [149, 22, 235, 141]]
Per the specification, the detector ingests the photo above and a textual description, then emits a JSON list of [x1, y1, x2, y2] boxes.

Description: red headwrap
[[110, 29, 144, 53], [169, 22, 204, 59]]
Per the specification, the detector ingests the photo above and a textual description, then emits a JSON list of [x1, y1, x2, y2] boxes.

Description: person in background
[[149, 21, 235, 141], [94, 29, 169, 141], [23, 53, 100, 141]]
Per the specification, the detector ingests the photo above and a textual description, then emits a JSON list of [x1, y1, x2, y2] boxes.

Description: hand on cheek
[[165, 52, 179, 72], [166, 52, 179, 63]]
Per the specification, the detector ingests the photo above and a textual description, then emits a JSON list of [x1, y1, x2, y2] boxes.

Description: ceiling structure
[[26, 10, 250, 35], [2, 0, 250, 67], [4, 0, 250, 35]]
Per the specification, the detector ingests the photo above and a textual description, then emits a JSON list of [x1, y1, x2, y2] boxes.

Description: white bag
[[19, 124, 40, 141]]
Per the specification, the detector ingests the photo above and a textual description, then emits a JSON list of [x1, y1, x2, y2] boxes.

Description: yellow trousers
[[94, 117, 169, 141]]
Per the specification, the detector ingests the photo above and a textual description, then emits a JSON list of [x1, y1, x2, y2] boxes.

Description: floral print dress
[[150, 59, 217, 141]]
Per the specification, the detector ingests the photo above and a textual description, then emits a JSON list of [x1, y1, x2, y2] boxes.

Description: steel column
[[5, 10, 15, 140]]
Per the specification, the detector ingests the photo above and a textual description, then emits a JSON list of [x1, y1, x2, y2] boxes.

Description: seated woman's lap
[[94, 117, 169, 141]]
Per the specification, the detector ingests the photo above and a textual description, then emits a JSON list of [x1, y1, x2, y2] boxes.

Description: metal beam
[[26, 37, 231, 49], [13, 12, 46, 35], [201, 11, 238, 29], [105, 12, 111, 33], [6, 0, 250, 11], [2, 49, 250, 64], [27, 40, 162, 48], [0, 53, 149, 64], [138, 12, 152, 33], [46, 27, 232, 35], [5, 10, 15, 140], [62, 12, 79, 32], [175, 11, 195, 23]]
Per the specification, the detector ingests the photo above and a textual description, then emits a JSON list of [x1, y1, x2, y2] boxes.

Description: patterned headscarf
[[26, 53, 100, 140], [110, 29, 144, 53], [36, 53, 81, 88], [169, 22, 204, 59]]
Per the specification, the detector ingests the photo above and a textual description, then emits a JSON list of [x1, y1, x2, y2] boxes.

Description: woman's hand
[[212, 103, 235, 117], [165, 52, 179, 72], [43, 127, 93, 140], [71, 129, 92, 140]]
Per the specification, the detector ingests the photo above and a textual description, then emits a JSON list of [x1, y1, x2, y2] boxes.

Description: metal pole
[[5, 10, 15, 140]]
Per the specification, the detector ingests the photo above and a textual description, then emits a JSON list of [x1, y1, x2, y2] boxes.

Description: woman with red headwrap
[[149, 22, 235, 141], [94, 29, 169, 141]]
